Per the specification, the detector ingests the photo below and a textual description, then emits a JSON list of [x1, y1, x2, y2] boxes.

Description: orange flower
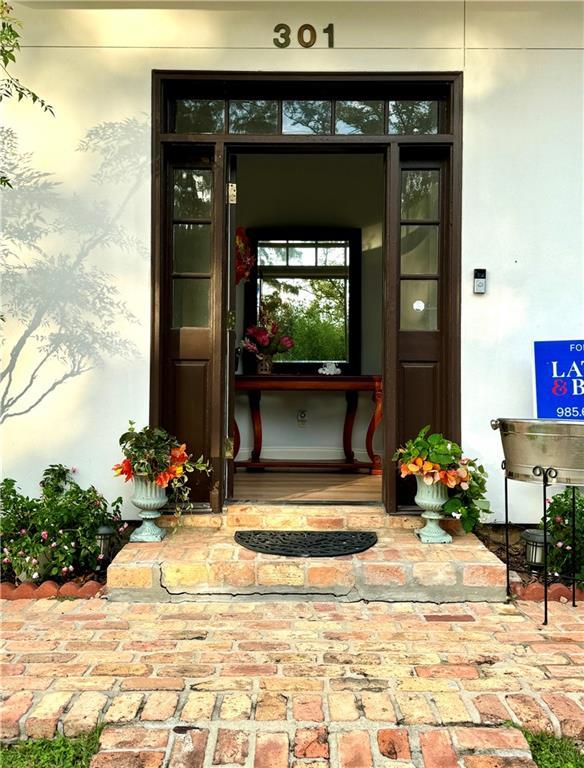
[[170, 444, 188, 466], [155, 471, 171, 488]]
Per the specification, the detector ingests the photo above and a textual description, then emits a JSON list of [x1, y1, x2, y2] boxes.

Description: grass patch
[[0, 728, 101, 768], [520, 727, 584, 768]]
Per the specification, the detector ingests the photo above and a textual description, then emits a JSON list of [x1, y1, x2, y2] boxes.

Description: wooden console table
[[233, 375, 382, 474]]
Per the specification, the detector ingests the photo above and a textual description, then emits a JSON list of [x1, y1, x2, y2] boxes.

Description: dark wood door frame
[[150, 71, 463, 513]]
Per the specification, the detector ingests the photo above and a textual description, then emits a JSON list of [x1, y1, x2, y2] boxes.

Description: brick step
[[159, 505, 423, 532], [106, 526, 507, 603]]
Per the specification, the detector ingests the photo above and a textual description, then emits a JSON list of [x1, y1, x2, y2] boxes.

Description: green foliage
[[1, 1, 54, 188], [0, 727, 102, 768], [519, 727, 584, 768], [392, 425, 462, 467], [542, 487, 584, 587], [0, 465, 123, 583], [261, 278, 347, 363]]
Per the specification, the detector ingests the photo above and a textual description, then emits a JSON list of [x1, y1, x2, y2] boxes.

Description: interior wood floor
[[232, 471, 382, 502]]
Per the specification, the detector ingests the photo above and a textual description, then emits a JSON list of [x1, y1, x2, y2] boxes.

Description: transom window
[[244, 229, 361, 373], [172, 99, 442, 136]]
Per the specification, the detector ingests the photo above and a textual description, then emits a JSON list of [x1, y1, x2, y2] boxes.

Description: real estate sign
[[534, 340, 584, 419]]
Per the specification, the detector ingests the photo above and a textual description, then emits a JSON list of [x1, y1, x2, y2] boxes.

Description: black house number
[[273, 23, 335, 48]]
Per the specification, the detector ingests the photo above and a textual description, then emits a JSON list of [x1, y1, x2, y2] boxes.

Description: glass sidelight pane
[[174, 100, 224, 133], [400, 280, 438, 330], [174, 169, 212, 219], [283, 101, 332, 134], [173, 224, 211, 273], [401, 170, 440, 220], [335, 101, 384, 135], [388, 100, 439, 134], [400, 225, 439, 274], [229, 100, 278, 134], [172, 279, 210, 328]]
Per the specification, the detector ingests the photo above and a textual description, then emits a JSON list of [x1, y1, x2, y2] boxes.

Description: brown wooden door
[[152, 144, 225, 509], [394, 149, 459, 507]]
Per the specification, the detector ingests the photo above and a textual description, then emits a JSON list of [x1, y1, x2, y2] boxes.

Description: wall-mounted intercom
[[473, 268, 487, 294]]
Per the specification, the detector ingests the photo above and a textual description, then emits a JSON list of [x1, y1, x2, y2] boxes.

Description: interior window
[[244, 231, 361, 373]]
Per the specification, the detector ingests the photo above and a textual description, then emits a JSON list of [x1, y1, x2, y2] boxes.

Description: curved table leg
[[366, 382, 383, 475], [249, 390, 263, 464], [233, 418, 240, 461], [343, 390, 358, 464]]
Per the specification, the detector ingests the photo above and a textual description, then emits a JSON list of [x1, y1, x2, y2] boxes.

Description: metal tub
[[490, 418, 584, 485]]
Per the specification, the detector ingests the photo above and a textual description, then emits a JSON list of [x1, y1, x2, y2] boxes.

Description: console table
[[233, 375, 382, 474]]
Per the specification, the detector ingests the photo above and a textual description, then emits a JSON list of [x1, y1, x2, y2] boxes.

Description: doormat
[[234, 530, 378, 558]]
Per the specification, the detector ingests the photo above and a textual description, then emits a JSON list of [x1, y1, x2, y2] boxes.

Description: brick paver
[[0, 597, 582, 767]]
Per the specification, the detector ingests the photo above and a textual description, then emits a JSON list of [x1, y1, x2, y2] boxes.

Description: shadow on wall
[[0, 117, 149, 424]]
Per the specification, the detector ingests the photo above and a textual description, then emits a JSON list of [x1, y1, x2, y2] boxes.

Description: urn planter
[[129, 475, 167, 542], [414, 476, 452, 544]]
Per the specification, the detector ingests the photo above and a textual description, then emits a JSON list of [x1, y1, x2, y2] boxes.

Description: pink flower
[[51, 542, 57, 548], [566, 545, 572, 551], [280, 335, 294, 350], [255, 329, 270, 347], [97, 554, 105, 561], [554, 515, 564, 524], [71, 466, 78, 473], [41, 531, 48, 541], [3, 557, 11, 564], [31, 558, 38, 565], [242, 339, 259, 355], [20, 529, 26, 536], [61, 567, 68, 574], [556, 541, 564, 548]]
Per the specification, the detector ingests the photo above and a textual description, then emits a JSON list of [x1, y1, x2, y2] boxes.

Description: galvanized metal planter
[[490, 418, 584, 485]]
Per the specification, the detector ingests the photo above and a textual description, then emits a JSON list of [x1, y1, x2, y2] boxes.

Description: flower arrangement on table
[[114, 421, 210, 513], [235, 227, 254, 285], [242, 322, 294, 373], [393, 426, 489, 532]]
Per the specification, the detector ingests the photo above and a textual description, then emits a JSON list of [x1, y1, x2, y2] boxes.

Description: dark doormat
[[234, 530, 378, 558]]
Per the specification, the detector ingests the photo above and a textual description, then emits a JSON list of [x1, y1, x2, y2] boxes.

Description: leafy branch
[[1, 0, 54, 188]]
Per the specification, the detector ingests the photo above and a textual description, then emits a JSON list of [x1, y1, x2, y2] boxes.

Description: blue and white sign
[[534, 340, 584, 419]]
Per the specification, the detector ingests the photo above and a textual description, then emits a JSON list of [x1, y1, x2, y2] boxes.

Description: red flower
[[171, 443, 188, 466], [155, 471, 171, 488], [280, 335, 294, 349], [113, 459, 134, 482], [254, 329, 270, 347]]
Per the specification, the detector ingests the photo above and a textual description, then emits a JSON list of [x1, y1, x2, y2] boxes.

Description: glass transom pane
[[317, 246, 347, 266], [335, 101, 384, 135], [229, 100, 278, 134], [175, 100, 224, 133], [172, 279, 209, 328], [259, 278, 348, 362], [400, 225, 439, 274], [282, 101, 332, 134], [288, 246, 316, 266], [258, 245, 287, 266], [388, 101, 439, 134], [174, 169, 212, 219], [400, 280, 438, 331], [401, 170, 440, 220], [173, 224, 211, 274]]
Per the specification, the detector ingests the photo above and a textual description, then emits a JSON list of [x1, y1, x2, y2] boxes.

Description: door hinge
[[228, 183, 237, 204]]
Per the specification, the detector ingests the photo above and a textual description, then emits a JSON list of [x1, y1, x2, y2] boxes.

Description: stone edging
[[0, 580, 103, 600]]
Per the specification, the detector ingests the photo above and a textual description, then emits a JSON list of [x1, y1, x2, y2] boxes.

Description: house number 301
[[273, 24, 335, 48]]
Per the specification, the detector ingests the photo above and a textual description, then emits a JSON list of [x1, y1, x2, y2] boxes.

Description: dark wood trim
[[151, 70, 464, 515], [383, 143, 401, 511], [149, 71, 163, 426]]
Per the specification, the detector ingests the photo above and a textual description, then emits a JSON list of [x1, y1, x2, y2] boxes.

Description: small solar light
[[521, 529, 546, 569], [96, 525, 115, 576]]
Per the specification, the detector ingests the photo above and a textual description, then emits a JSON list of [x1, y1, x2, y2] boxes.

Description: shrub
[[543, 487, 584, 587], [0, 465, 123, 583]]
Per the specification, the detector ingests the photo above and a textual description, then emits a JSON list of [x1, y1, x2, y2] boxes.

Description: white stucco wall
[[1, 1, 582, 520]]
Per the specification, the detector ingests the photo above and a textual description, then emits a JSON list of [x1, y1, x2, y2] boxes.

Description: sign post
[[534, 340, 584, 419]]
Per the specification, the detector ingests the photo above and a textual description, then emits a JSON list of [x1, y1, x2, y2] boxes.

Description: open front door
[[152, 144, 226, 511]]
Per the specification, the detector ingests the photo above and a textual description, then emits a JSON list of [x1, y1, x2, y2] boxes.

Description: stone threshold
[[106, 507, 507, 604]]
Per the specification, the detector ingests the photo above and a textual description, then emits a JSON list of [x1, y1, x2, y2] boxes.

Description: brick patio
[[1, 598, 583, 767]]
